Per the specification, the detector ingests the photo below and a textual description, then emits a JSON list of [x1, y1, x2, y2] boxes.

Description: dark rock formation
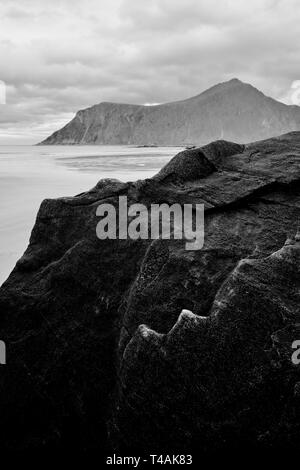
[[0, 131, 299, 453], [39, 79, 300, 146]]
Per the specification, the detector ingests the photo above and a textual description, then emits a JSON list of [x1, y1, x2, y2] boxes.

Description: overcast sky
[[0, 0, 299, 144]]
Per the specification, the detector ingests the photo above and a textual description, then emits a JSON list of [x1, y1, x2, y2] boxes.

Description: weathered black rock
[[0, 132, 299, 452]]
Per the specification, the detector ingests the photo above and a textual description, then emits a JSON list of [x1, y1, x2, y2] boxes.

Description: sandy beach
[[0, 145, 181, 285]]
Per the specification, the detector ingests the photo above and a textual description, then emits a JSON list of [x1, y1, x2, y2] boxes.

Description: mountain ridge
[[39, 78, 300, 145]]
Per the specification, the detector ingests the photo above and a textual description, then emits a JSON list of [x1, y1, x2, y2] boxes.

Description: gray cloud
[[0, 0, 299, 143]]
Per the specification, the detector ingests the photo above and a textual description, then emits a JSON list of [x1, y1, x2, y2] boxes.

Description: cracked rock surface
[[0, 131, 299, 451]]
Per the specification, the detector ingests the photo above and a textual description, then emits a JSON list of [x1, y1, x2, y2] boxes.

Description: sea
[[0, 145, 183, 286]]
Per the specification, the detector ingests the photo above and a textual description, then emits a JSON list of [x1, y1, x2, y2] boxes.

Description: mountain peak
[[227, 77, 243, 84], [39, 79, 300, 146], [206, 77, 250, 93]]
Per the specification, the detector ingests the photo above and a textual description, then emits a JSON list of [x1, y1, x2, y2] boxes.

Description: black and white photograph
[[0, 0, 299, 462]]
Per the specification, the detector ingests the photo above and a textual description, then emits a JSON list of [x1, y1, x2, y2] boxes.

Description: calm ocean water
[[0, 145, 183, 285]]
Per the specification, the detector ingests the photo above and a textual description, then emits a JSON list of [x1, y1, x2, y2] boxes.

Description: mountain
[[39, 78, 300, 145], [1, 131, 300, 451]]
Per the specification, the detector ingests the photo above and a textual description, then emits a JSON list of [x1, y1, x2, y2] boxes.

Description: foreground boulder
[[0, 132, 299, 452]]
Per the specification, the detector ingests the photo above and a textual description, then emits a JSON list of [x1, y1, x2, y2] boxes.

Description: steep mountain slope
[[39, 78, 300, 145]]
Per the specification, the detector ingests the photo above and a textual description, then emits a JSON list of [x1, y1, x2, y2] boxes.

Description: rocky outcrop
[[39, 79, 300, 146], [0, 132, 299, 452]]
